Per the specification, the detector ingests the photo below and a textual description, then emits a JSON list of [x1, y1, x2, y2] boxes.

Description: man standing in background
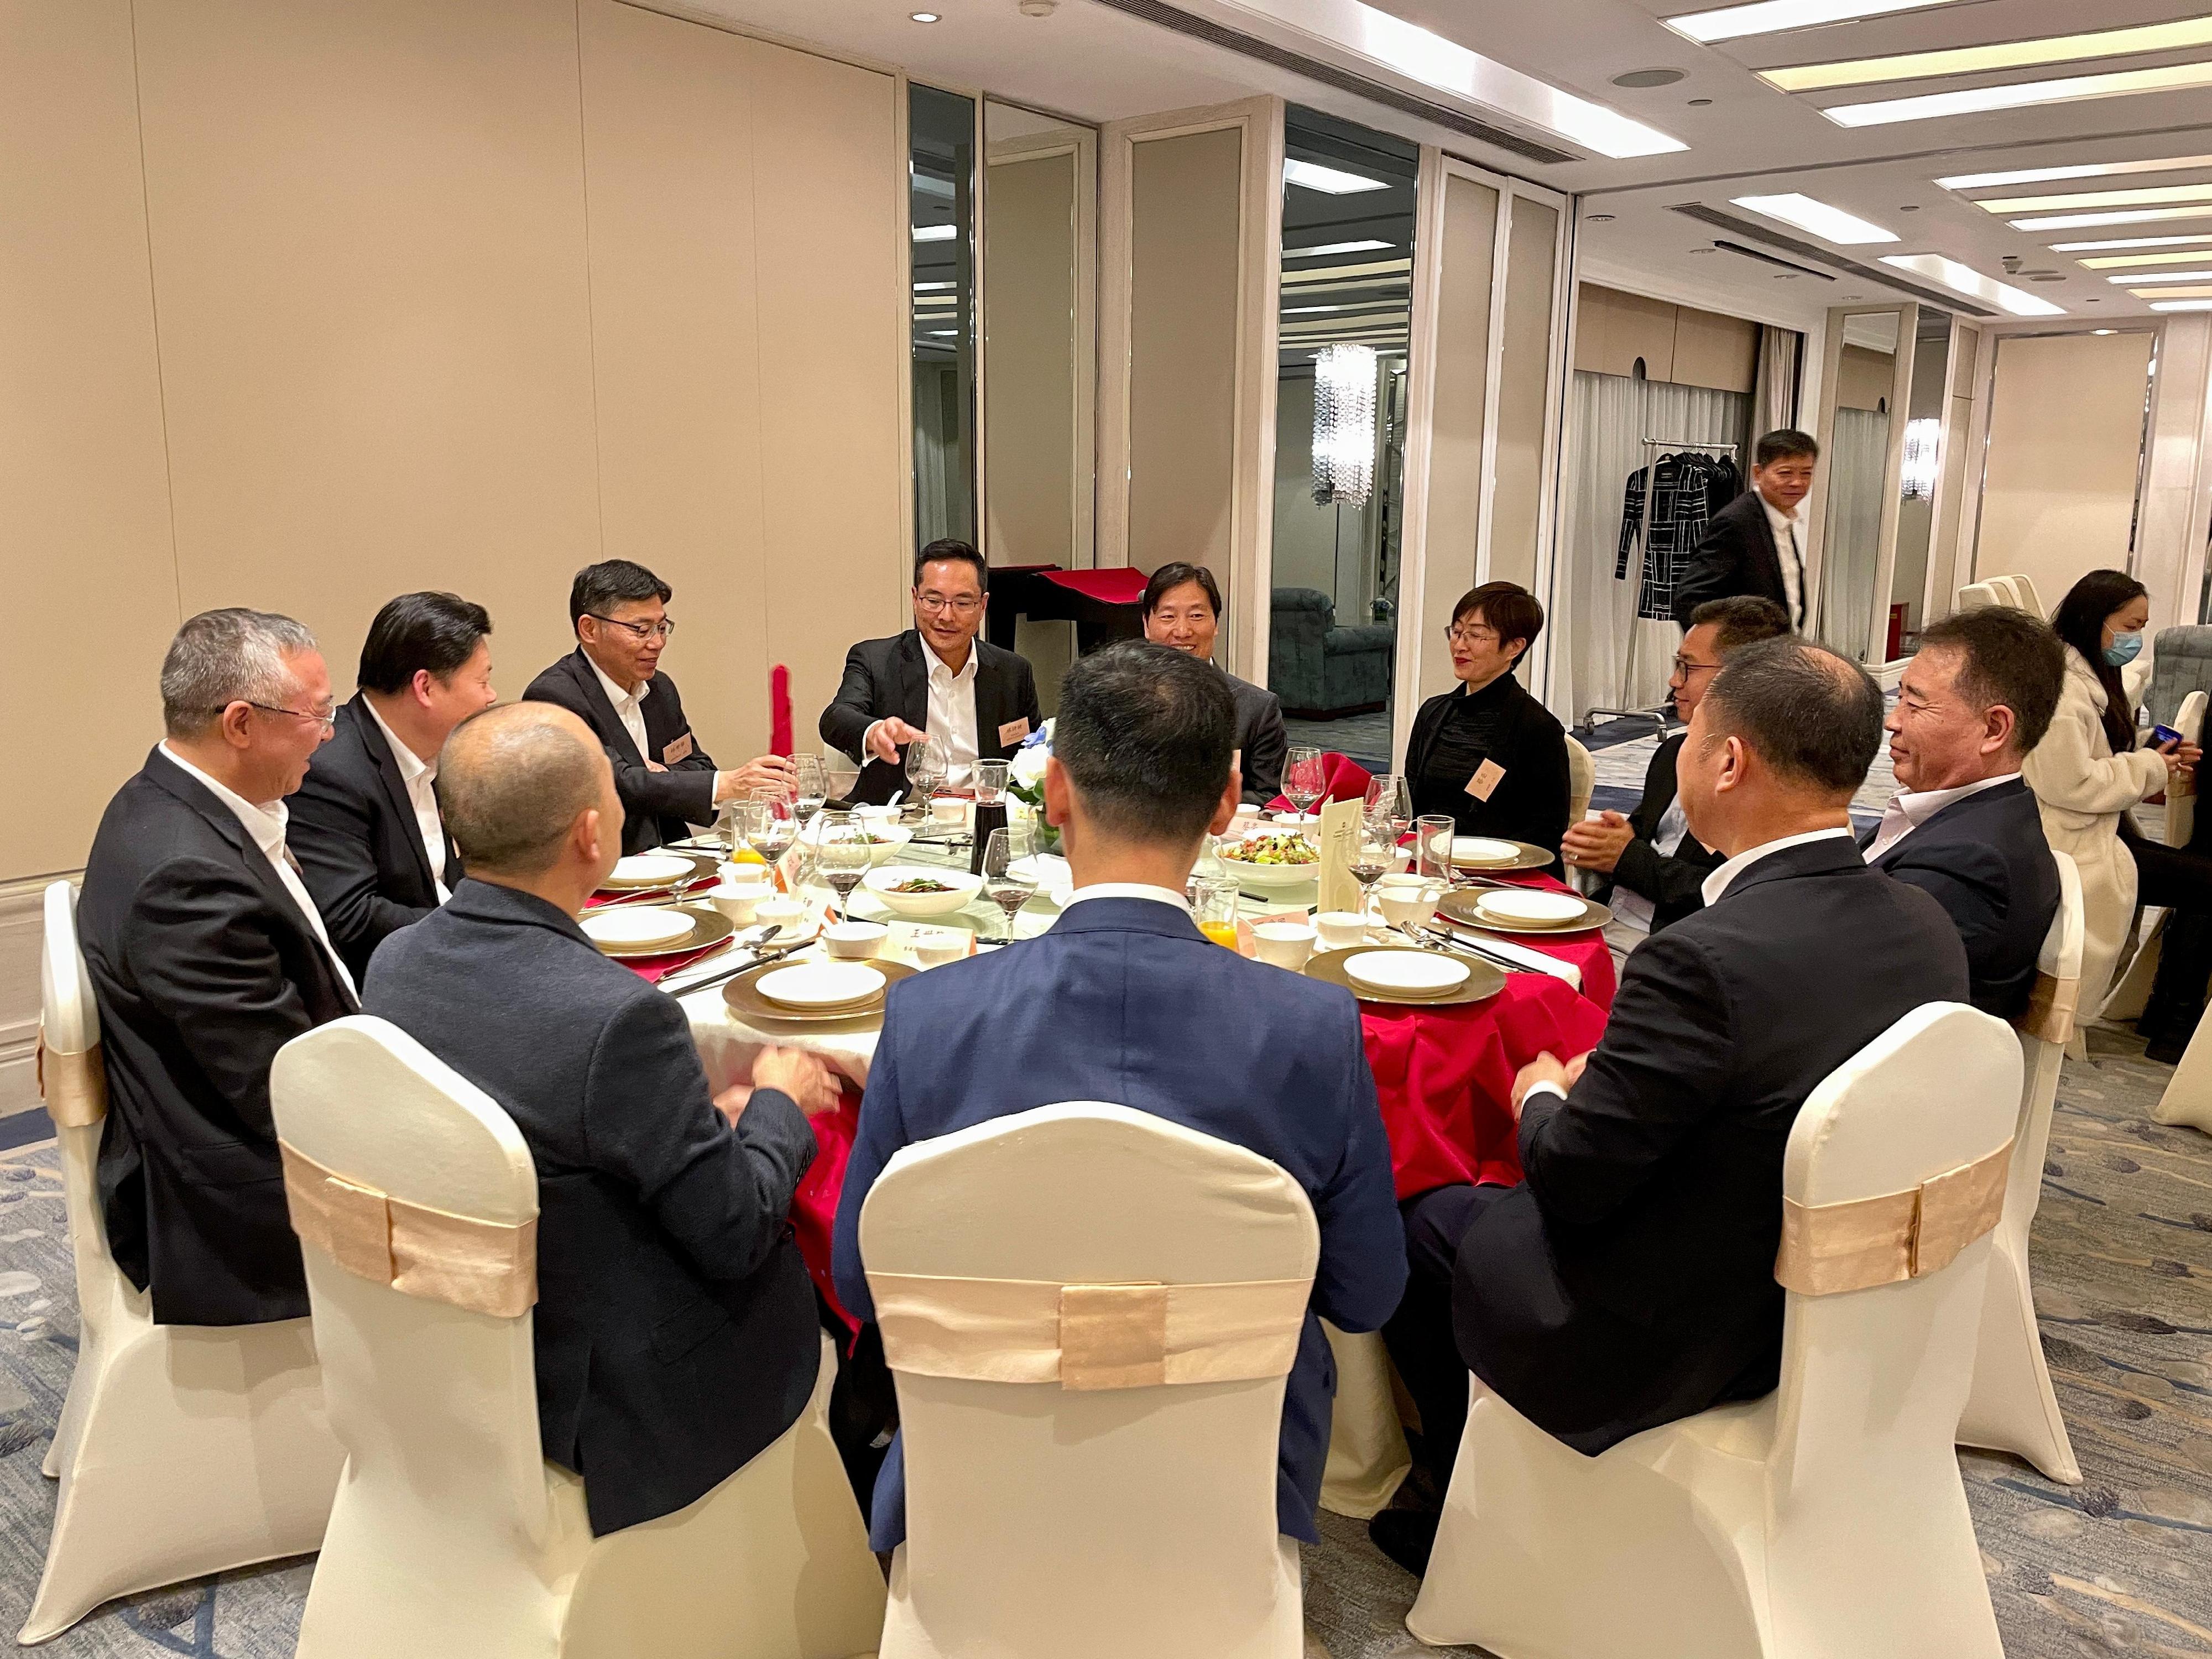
[[1671, 430, 1819, 629]]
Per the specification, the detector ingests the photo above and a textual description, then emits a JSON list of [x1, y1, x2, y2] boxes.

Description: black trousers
[[2125, 821, 2212, 1045], [1380, 1182, 1511, 1500]]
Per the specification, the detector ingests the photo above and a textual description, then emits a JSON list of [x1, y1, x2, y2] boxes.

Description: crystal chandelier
[[1900, 415, 1942, 500], [1312, 344, 1377, 507]]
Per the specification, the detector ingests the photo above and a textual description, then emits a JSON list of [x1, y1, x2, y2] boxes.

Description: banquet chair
[[20, 883, 341, 1647], [1564, 736, 1598, 894], [1958, 851, 2083, 1482], [2103, 688, 2206, 1022], [1952, 579, 2002, 613], [860, 1103, 1316, 1659], [1319, 1322, 1410, 1519], [271, 1017, 885, 1659], [1407, 1001, 2018, 1659]]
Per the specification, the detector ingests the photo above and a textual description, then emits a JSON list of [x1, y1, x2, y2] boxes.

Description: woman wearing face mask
[[2023, 569, 2201, 1018]]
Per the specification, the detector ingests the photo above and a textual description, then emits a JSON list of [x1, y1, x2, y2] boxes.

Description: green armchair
[[1269, 587, 1395, 719]]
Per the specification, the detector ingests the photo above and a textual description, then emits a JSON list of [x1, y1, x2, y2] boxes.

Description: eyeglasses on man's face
[[244, 700, 338, 732], [1669, 656, 1722, 682], [588, 613, 676, 641], [915, 592, 983, 618]]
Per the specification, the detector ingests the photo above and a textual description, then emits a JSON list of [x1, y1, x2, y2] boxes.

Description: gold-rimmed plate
[[1438, 889, 1611, 935], [584, 904, 735, 960], [1448, 838, 1557, 874], [1305, 947, 1504, 1008], [722, 957, 920, 1025], [598, 851, 721, 894]]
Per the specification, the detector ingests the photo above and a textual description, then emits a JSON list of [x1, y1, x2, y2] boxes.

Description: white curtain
[[1756, 325, 1801, 436], [1817, 406, 1890, 661], [1555, 372, 1753, 726]]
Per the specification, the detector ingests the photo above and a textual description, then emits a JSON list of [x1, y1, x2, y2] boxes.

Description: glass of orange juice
[[1190, 875, 1240, 949]]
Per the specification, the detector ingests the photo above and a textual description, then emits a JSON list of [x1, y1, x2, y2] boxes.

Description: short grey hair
[[437, 702, 607, 876], [161, 608, 319, 737]]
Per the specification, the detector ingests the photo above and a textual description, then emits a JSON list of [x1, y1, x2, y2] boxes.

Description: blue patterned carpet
[[2, 1027, 2208, 1655]]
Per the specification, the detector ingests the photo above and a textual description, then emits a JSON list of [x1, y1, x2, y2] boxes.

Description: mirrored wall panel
[[1885, 307, 1952, 659], [1818, 309, 1898, 664], [911, 84, 976, 547], [1268, 106, 1417, 772]]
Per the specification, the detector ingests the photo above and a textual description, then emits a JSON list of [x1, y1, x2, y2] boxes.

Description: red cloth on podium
[[1040, 567, 1149, 605]]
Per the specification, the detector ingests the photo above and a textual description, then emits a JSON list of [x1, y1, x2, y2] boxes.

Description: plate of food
[[599, 851, 719, 892], [855, 823, 915, 865], [862, 865, 986, 917], [1217, 831, 1322, 890]]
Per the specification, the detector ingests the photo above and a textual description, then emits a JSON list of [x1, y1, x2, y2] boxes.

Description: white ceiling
[[678, 0, 2212, 323]]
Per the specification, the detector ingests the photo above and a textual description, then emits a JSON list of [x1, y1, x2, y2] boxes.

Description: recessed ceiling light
[[1977, 182, 2212, 215], [928, 328, 957, 336], [2011, 206, 2212, 231], [1898, 204, 1920, 211], [1688, 97, 1714, 106], [912, 225, 957, 242], [1940, 153, 2212, 191], [1613, 68, 1686, 88], [2123, 284, 2212, 299], [1764, 15, 2212, 94], [2109, 268, 2212, 283], [1730, 192, 1897, 243], [2082, 247, 2212, 267], [1665, 0, 1971, 46], [910, 11, 940, 21], [1283, 159, 1389, 195], [1878, 253, 2066, 316], [1285, 239, 1395, 257], [2151, 299, 2212, 310], [2094, 328, 2116, 334], [1586, 212, 1616, 221], [1827, 61, 2212, 128], [2054, 233, 2212, 252]]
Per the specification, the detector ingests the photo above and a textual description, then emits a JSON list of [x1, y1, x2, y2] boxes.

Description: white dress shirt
[[588, 653, 653, 761], [158, 744, 359, 1001], [1761, 493, 1808, 627], [362, 695, 452, 905], [1061, 881, 1192, 914], [1609, 793, 1693, 934], [1864, 772, 2020, 865], [865, 639, 981, 789]]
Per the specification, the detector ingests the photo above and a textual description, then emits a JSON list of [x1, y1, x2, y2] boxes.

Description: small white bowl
[[1251, 921, 1318, 971], [864, 865, 985, 917], [855, 804, 903, 828], [822, 920, 888, 961], [753, 896, 810, 939], [909, 926, 969, 967], [1314, 910, 1371, 952], [1376, 884, 1439, 930], [707, 880, 775, 925]]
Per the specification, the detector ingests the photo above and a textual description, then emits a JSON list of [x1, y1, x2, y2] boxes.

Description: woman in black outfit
[[1403, 581, 1571, 863]]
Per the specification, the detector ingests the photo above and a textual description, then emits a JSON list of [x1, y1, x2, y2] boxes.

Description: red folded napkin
[[583, 875, 719, 911], [1265, 750, 1374, 812], [619, 937, 737, 984]]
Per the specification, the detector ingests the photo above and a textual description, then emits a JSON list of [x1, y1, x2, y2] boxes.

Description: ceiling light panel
[[2012, 206, 2212, 230], [912, 225, 957, 242], [2111, 269, 2212, 282], [1730, 192, 1897, 243], [1283, 158, 1389, 194], [2054, 233, 2212, 251], [1765, 16, 2212, 95], [1827, 61, 2212, 128], [2081, 246, 2212, 266], [1879, 253, 2065, 316], [2152, 299, 2212, 310], [1978, 183, 2212, 214], [1939, 154, 2212, 191], [1665, 0, 1972, 45], [1284, 241, 1396, 259], [2124, 283, 2212, 298]]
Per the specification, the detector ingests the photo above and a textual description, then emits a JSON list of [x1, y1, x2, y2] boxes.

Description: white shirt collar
[[1062, 881, 1191, 914], [361, 694, 432, 785], [922, 638, 979, 685], [586, 651, 650, 712], [1869, 771, 2018, 862], [1761, 492, 1804, 539], [158, 742, 291, 861], [1700, 826, 1854, 907]]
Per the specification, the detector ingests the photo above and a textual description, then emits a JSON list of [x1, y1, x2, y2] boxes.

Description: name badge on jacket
[[1467, 759, 1505, 801], [662, 732, 695, 765], [997, 717, 1031, 747]]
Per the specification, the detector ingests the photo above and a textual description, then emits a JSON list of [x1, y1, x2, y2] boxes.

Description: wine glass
[[905, 735, 947, 817], [815, 811, 870, 924], [1364, 773, 1411, 838], [981, 824, 1036, 941], [822, 749, 861, 806], [792, 754, 827, 825], [1348, 820, 1396, 924], [743, 789, 795, 873], [973, 757, 1009, 805], [1284, 747, 1325, 819]]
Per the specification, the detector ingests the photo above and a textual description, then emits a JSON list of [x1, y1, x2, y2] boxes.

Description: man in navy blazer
[[1866, 606, 2064, 1020], [832, 641, 1404, 1553]]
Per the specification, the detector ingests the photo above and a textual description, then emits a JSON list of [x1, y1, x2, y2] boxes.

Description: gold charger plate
[[1438, 889, 1611, 935], [586, 904, 735, 960], [1451, 840, 1557, 874], [723, 958, 920, 1025], [1304, 946, 1505, 1009], [597, 852, 721, 894]]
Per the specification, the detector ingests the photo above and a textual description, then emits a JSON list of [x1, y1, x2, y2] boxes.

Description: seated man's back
[[363, 702, 827, 1536]]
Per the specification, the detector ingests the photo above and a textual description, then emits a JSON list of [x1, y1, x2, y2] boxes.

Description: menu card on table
[[1317, 797, 1364, 916]]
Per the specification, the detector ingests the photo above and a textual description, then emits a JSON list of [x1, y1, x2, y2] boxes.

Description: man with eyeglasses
[[77, 608, 360, 1326], [1562, 597, 1789, 936], [524, 559, 793, 855], [820, 539, 1042, 806]]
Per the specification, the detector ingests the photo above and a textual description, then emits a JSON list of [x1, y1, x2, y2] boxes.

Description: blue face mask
[[2105, 631, 2144, 668]]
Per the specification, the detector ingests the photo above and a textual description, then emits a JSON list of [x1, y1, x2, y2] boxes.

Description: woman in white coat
[[2023, 570, 2198, 1013]]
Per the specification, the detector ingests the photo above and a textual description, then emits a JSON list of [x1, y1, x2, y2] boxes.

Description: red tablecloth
[[1041, 567, 1148, 605]]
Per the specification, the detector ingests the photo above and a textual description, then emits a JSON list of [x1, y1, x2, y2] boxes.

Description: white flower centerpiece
[[1006, 719, 1059, 853]]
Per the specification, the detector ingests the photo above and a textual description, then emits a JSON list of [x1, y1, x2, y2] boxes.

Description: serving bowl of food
[[862, 865, 985, 918], [1217, 830, 1323, 890], [854, 823, 915, 865]]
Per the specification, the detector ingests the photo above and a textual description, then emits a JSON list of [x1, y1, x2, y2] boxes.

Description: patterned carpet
[[3, 1026, 2208, 1655]]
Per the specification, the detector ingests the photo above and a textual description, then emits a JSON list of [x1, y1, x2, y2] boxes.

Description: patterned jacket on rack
[[1615, 451, 1741, 622]]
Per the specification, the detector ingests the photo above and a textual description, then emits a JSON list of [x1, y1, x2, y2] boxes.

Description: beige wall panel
[[984, 150, 1078, 570], [1671, 306, 1759, 395], [1489, 197, 1559, 595], [1126, 128, 1244, 582], [1573, 284, 1674, 383], [132, 0, 603, 697], [1976, 331, 2154, 607], [579, 0, 770, 759], [0, 0, 181, 879], [746, 39, 906, 747], [1837, 345, 1896, 413], [1418, 172, 1499, 703]]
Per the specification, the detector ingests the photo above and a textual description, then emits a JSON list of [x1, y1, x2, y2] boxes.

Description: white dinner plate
[[1451, 837, 1520, 868], [609, 853, 695, 886], [755, 962, 888, 1010], [1473, 890, 1587, 927], [581, 907, 696, 949], [1343, 950, 1470, 998]]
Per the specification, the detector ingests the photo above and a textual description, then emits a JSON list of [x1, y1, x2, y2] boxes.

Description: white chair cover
[[20, 884, 342, 1646], [1953, 580, 2002, 613], [2007, 573, 2047, 619], [1318, 1322, 1410, 1519], [1408, 1003, 2019, 1659], [1958, 852, 2084, 1481], [860, 1103, 1316, 1659], [1566, 735, 1595, 825], [272, 1017, 884, 1659]]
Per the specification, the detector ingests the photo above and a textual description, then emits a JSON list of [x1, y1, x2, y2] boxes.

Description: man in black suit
[[1141, 561, 1288, 804], [1671, 429, 1819, 629], [79, 608, 361, 1326], [1564, 596, 1790, 935], [1373, 637, 1969, 1575], [291, 592, 496, 979], [523, 560, 792, 856], [1866, 606, 2064, 1020], [820, 539, 1043, 806], [364, 701, 839, 1535]]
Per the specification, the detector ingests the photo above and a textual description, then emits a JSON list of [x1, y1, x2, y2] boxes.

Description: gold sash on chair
[[35, 1025, 107, 1129], [280, 1141, 536, 1318], [2012, 971, 2078, 1048], [1775, 1139, 2013, 1297], [870, 1272, 1311, 1392]]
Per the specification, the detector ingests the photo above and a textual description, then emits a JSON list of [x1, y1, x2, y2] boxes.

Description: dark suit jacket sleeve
[[1513, 713, 1573, 860], [1608, 748, 1712, 914], [833, 1016, 909, 1322], [821, 642, 887, 762], [528, 665, 718, 829], [1014, 655, 1044, 747], [1241, 691, 1288, 805], [1881, 842, 2012, 984], [1670, 513, 1749, 626], [288, 765, 431, 969], [650, 680, 718, 825], [1517, 928, 1736, 1225], [119, 855, 323, 1139], [1308, 1000, 1408, 1334], [582, 990, 816, 1285]]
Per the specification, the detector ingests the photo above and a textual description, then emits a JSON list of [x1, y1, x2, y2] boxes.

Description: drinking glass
[[1348, 821, 1396, 920], [1364, 773, 1411, 838], [1415, 814, 1456, 885], [1284, 747, 1325, 818], [815, 811, 870, 924], [822, 749, 861, 806], [743, 790, 796, 872], [905, 734, 947, 808], [1188, 875, 1240, 949], [792, 754, 828, 824], [982, 824, 1036, 940], [973, 757, 1010, 805]]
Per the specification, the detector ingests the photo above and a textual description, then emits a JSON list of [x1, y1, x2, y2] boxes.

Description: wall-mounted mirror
[[1818, 309, 1899, 662], [982, 100, 1095, 570], [911, 84, 976, 547], [1884, 307, 1952, 659]]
